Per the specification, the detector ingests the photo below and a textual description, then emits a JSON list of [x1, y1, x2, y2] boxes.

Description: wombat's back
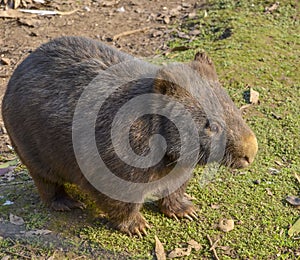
[[2, 37, 137, 183]]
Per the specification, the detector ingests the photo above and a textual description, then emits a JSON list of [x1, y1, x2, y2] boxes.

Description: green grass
[[1, 0, 299, 258]]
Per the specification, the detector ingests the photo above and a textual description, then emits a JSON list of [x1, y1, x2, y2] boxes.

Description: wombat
[[2, 36, 258, 237]]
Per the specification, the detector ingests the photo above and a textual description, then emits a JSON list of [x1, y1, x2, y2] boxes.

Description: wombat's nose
[[238, 133, 258, 168]]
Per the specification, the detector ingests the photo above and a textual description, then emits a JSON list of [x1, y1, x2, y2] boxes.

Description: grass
[[0, 0, 299, 258]]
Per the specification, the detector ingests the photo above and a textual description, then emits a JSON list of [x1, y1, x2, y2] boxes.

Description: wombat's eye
[[209, 123, 220, 134]]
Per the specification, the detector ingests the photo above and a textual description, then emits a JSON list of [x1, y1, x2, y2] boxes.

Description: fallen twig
[[294, 173, 300, 185], [19, 8, 78, 16], [113, 27, 150, 41], [207, 234, 220, 260]]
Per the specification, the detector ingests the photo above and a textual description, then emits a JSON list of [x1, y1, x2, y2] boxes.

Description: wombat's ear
[[190, 51, 219, 82], [194, 51, 213, 65], [153, 68, 176, 95]]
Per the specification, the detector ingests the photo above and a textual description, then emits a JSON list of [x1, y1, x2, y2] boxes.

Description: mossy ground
[[0, 0, 299, 259]]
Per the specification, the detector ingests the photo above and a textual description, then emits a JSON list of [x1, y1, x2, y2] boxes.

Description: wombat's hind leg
[[32, 175, 85, 211], [159, 183, 198, 221]]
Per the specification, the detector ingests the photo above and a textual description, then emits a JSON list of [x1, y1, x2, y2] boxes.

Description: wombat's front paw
[[159, 198, 198, 221], [114, 213, 150, 238]]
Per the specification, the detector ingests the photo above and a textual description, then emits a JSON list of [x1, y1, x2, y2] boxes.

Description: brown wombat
[[2, 36, 257, 236]]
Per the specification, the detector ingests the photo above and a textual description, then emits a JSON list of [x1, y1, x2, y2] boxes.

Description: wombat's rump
[[2, 36, 257, 236]]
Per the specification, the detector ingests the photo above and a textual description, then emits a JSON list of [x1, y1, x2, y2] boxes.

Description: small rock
[[9, 213, 25, 226], [249, 88, 259, 104], [218, 218, 234, 232], [83, 6, 91, 12], [116, 6, 125, 12]]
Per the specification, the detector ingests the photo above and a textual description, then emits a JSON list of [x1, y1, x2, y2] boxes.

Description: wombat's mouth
[[221, 152, 256, 169], [221, 133, 258, 169], [226, 156, 253, 169]]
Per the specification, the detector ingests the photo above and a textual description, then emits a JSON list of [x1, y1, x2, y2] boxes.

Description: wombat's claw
[[170, 213, 179, 222], [190, 210, 198, 219], [141, 228, 148, 236], [134, 229, 142, 239], [184, 214, 193, 221], [51, 197, 85, 211]]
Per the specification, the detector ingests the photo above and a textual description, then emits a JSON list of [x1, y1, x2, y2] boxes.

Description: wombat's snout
[[232, 133, 258, 169]]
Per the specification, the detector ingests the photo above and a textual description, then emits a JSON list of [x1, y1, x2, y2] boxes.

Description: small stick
[[294, 173, 300, 185], [113, 27, 150, 41], [207, 234, 220, 260]]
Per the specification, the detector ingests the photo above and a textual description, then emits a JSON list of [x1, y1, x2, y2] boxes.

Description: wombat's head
[[153, 52, 258, 169]]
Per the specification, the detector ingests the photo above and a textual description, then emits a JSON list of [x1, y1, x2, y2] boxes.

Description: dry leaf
[[163, 16, 170, 24], [211, 204, 220, 209], [269, 167, 280, 175], [265, 2, 279, 13], [294, 173, 300, 184], [9, 213, 25, 226], [266, 188, 273, 196], [2, 200, 14, 206], [1, 58, 10, 65], [155, 235, 166, 260], [187, 239, 201, 251], [249, 88, 259, 104], [286, 196, 300, 206], [288, 218, 300, 237], [168, 247, 191, 258], [218, 219, 234, 232]]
